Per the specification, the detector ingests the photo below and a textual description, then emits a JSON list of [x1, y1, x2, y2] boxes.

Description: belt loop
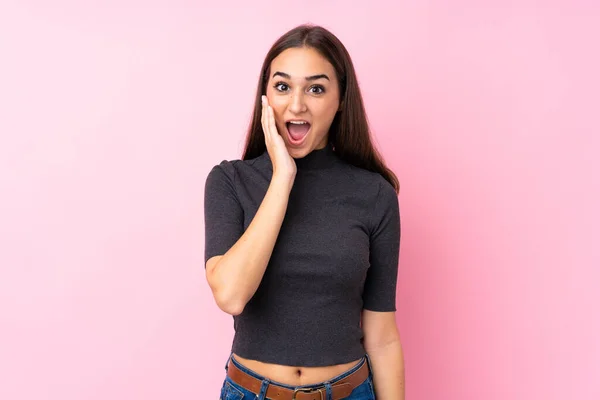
[[324, 381, 332, 400], [364, 353, 373, 375], [224, 352, 232, 372], [257, 379, 270, 400]]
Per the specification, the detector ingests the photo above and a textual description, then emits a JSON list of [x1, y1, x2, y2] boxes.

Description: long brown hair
[[242, 24, 399, 193]]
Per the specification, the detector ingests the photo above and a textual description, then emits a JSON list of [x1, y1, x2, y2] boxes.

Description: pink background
[[1, 1, 598, 399]]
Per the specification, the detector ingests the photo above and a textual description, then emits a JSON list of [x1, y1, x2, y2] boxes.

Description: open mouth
[[285, 121, 311, 145]]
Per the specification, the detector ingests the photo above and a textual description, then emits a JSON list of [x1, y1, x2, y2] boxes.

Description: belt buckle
[[292, 387, 324, 400]]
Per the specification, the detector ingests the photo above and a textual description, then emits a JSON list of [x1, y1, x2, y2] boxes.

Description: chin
[[287, 145, 309, 158]]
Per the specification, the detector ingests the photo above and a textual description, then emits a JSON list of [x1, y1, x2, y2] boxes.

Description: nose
[[289, 90, 307, 114]]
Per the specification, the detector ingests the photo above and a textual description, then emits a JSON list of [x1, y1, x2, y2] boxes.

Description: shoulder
[[374, 173, 397, 203], [338, 164, 398, 226], [339, 162, 396, 199], [206, 153, 268, 184]]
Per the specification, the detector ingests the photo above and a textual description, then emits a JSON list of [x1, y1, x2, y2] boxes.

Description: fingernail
[[261, 95, 266, 105]]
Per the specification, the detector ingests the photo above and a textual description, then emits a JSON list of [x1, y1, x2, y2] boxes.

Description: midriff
[[232, 353, 363, 386]]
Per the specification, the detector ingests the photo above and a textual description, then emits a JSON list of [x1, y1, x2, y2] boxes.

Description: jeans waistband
[[224, 353, 373, 390]]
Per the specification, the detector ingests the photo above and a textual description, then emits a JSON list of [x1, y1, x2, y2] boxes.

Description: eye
[[273, 81, 289, 92], [309, 85, 325, 94]]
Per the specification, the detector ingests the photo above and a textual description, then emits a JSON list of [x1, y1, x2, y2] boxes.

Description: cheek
[[268, 96, 287, 109], [270, 105, 286, 121], [270, 108, 286, 133], [312, 104, 338, 125]]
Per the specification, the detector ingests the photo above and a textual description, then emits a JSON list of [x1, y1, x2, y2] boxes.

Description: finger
[[261, 96, 270, 144], [266, 106, 275, 146], [261, 95, 266, 127], [269, 106, 277, 136]]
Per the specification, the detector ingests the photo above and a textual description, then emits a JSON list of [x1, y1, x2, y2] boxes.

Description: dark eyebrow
[[272, 71, 330, 81]]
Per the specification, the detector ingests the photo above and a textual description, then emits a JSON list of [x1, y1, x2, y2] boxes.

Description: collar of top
[[264, 142, 338, 171], [294, 142, 338, 170]]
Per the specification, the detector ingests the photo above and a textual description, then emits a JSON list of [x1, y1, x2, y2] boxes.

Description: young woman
[[204, 24, 404, 400]]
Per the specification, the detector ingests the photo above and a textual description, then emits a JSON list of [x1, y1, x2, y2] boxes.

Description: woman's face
[[265, 47, 341, 158]]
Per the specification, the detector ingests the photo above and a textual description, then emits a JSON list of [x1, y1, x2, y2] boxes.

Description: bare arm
[[206, 173, 292, 315], [362, 310, 405, 399], [205, 95, 296, 316]]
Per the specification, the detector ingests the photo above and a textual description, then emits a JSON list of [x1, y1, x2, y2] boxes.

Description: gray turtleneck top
[[204, 143, 400, 367]]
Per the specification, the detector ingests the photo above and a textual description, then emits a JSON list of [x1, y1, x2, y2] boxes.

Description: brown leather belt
[[226, 356, 369, 400]]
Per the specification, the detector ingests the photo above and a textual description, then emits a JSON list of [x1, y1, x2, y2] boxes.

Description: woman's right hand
[[261, 95, 297, 181]]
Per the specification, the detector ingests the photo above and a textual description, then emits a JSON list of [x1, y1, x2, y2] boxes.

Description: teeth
[[289, 121, 308, 124]]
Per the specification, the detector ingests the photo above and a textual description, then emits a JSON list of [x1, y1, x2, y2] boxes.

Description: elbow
[[214, 289, 246, 316], [206, 259, 246, 316], [218, 298, 245, 316]]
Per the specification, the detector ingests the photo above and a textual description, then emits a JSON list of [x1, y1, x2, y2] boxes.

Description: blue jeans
[[219, 353, 376, 400]]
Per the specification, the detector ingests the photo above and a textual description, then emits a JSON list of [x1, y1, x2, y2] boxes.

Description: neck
[[261, 142, 339, 171], [293, 143, 338, 171]]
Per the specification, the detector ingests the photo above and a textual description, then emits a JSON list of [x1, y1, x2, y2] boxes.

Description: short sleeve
[[203, 162, 244, 266], [362, 178, 401, 312]]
